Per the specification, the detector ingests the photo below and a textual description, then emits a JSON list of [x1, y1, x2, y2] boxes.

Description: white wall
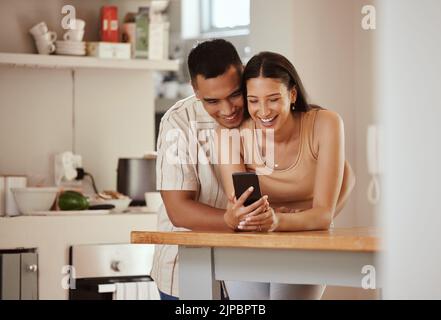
[[250, 0, 358, 228], [378, 0, 441, 299], [0, 65, 155, 190], [353, 0, 379, 227], [73, 69, 155, 191], [249, 0, 295, 58], [0, 68, 73, 186]]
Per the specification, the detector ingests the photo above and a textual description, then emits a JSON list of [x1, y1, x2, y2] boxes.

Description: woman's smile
[[247, 76, 296, 133], [257, 114, 279, 127]]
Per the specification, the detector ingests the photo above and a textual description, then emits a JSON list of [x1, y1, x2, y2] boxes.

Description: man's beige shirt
[[151, 95, 228, 296]]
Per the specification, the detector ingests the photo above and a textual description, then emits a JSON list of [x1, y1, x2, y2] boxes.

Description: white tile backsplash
[[0, 66, 156, 191], [74, 69, 155, 191], [0, 66, 73, 185]]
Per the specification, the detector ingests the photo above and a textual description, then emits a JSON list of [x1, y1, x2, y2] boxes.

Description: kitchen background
[[0, 0, 378, 226], [0, 0, 380, 299]]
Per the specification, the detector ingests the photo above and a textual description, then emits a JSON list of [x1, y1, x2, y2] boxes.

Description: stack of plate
[[55, 41, 86, 56]]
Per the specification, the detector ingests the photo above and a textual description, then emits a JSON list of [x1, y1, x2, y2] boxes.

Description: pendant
[[264, 159, 279, 168]]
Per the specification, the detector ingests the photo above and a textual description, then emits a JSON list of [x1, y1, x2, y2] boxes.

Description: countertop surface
[[0, 212, 155, 218], [0, 208, 157, 218], [131, 227, 380, 252]]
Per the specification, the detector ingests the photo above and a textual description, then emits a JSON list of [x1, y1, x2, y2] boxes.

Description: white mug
[[35, 40, 56, 55], [145, 192, 163, 212], [69, 19, 86, 30], [33, 31, 57, 43], [63, 29, 85, 41], [29, 22, 49, 37], [4, 176, 27, 217]]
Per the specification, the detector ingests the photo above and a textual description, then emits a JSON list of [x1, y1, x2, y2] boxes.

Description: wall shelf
[[0, 52, 179, 71]]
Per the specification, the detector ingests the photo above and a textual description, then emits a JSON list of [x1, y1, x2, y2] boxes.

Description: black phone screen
[[232, 172, 262, 207]]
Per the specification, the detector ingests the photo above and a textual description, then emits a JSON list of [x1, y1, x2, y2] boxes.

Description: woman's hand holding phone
[[239, 207, 280, 232], [239, 207, 305, 232], [223, 187, 269, 231]]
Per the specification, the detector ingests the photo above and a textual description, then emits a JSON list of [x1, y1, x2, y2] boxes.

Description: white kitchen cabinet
[[0, 248, 38, 300], [0, 213, 157, 299]]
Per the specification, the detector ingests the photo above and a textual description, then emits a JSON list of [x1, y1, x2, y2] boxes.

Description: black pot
[[117, 158, 156, 206]]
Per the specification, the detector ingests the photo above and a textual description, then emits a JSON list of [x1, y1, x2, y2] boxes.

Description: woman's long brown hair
[[242, 51, 321, 117]]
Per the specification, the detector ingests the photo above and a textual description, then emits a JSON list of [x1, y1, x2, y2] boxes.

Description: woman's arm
[[243, 110, 346, 232], [215, 126, 247, 198], [215, 126, 269, 229], [277, 110, 345, 231], [274, 160, 354, 216]]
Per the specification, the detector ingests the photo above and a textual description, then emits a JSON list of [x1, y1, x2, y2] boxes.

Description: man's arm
[[160, 190, 230, 231], [157, 110, 268, 232], [165, 158, 355, 233], [156, 114, 231, 231], [161, 188, 267, 232]]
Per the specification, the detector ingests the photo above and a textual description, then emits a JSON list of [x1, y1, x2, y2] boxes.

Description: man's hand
[[224, 186, 269, 231]]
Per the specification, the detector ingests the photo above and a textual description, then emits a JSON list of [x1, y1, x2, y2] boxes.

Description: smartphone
[[232, 172, 262, 207]]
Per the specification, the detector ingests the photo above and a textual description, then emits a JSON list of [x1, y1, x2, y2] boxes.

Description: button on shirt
[[150, 95, 228, 296]]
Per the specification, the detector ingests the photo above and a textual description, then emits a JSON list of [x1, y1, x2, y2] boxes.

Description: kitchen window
[[201, 0, 250, 35], [182, 0, 250, 39]]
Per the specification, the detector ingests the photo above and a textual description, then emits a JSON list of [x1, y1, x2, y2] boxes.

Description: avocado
[[58, 191, 89, 211]]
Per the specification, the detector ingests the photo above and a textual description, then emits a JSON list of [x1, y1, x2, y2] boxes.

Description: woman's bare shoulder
[[314, 108, 344, 134]]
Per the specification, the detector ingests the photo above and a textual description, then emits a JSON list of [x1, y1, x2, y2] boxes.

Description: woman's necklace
[[260, 114, 301, 170]]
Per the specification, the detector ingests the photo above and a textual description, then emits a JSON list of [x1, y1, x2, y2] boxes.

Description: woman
[[217, 51, 355, 299]]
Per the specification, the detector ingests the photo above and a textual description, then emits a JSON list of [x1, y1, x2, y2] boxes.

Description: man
[[151, 39, 355, 299]]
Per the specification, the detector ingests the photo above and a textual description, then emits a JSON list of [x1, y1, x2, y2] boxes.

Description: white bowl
[[11, 187, 59, 215], [150, 0, 169, 12], [89, 198, 132, 212]]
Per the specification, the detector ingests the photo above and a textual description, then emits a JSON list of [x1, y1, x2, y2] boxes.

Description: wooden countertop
[[131, 227, 380, 252]]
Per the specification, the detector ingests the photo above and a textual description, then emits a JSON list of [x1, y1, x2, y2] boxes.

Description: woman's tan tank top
[[240, 108, 320, 210]]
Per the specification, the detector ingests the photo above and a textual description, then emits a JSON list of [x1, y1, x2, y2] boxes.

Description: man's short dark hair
[[188, 39, 243, 83]]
